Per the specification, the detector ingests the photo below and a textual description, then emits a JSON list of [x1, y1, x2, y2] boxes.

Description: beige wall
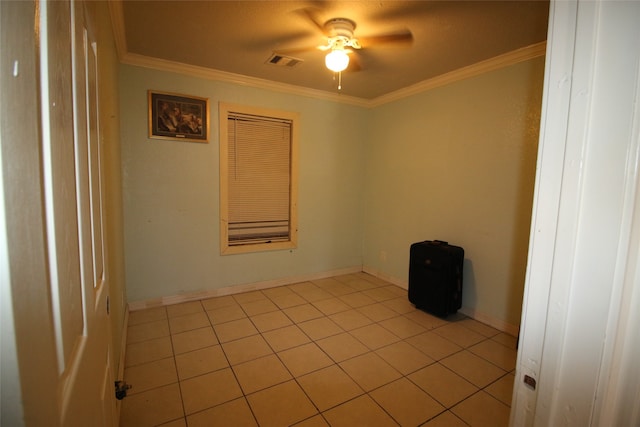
[[363, 58, 545, 328], [119, 56, 545, 329]]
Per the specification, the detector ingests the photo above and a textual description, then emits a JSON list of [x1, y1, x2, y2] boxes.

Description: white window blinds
[[227, 112, 292, 245]]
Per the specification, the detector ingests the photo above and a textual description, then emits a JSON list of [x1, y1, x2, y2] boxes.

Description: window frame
[[219, 102, 299, 255]]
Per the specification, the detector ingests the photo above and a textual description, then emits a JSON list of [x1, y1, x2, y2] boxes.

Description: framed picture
[[148, 90, 209, 142]]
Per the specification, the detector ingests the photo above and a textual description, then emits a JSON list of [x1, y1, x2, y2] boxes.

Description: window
[[219, 103, 299, 254]]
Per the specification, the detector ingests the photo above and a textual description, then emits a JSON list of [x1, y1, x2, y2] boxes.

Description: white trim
[[592, 5, 640, 424], [127, 264, 520, 339], [363, 265, 519, 336], [120, 52, 370, 108], [107, 0, 546, 108], [458, 307, 519, 338], [219, 102, 300, 255], [368, 42, 547, 107], [127, 266, 361, 311], [510, 1, 578, 424], [362, 265, 407, 289], [362, 266, 520, 337], [512, 1, 640, 425], [118, 44, 545, 108], [596, 113, 640, 424]]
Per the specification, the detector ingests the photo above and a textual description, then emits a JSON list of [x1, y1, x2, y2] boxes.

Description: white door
[[511, 1, 640, 425], [40, 0, 115, 424]]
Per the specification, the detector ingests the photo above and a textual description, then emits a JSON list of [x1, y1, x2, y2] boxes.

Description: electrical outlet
[[379, 251, 387, 262]]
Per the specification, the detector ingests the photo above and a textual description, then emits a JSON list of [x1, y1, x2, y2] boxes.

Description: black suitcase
[[408, 240, 464, 317]]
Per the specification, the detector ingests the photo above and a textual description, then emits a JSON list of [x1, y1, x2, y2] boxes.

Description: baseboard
[[458, 306, 520, 337], [127, 266, 362, 311], [362, 266, 408, 290], [362, 265, 520, 337], [126, 265, 520, 337]]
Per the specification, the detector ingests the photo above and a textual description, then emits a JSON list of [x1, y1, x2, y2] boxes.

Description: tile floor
[[120, 273, 517, 427]]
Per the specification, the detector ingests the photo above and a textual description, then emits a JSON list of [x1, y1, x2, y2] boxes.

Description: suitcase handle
[[433, 240, 448, 245]]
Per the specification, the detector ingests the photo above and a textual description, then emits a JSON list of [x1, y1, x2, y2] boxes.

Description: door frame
[[511, 1, 640, 425]]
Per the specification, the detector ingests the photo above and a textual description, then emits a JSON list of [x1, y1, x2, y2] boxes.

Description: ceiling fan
[[275, 11, 413, 88]]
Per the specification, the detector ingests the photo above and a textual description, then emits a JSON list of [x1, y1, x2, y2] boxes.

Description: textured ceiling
[[116, 0, 549, 100]]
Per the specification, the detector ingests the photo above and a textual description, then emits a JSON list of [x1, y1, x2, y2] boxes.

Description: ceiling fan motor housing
[[324, 18, 360, 50]]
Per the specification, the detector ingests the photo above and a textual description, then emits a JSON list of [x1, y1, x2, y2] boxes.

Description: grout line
[[121, 273, 516, 426]]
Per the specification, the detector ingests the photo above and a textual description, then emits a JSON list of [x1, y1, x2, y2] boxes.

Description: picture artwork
[[149, 91, 209, 142]]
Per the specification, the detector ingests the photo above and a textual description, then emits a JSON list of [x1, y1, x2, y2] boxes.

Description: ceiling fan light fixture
[[325, 49, 350, 72]]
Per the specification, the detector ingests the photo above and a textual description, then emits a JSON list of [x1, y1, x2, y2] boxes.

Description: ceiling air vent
[[266, 54, 303, 68]]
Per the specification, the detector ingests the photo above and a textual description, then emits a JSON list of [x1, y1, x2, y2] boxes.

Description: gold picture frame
[[148, 90, 209, 142]]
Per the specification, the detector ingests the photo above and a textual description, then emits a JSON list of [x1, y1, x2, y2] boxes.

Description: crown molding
[[108, 0, 546, 109], [119, 52, 371, 108], [369, 41, 547, 107], [119, 43, 546, 109]]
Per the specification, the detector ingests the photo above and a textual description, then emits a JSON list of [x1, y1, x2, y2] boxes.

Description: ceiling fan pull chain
[[338, 71, 342, 91]]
